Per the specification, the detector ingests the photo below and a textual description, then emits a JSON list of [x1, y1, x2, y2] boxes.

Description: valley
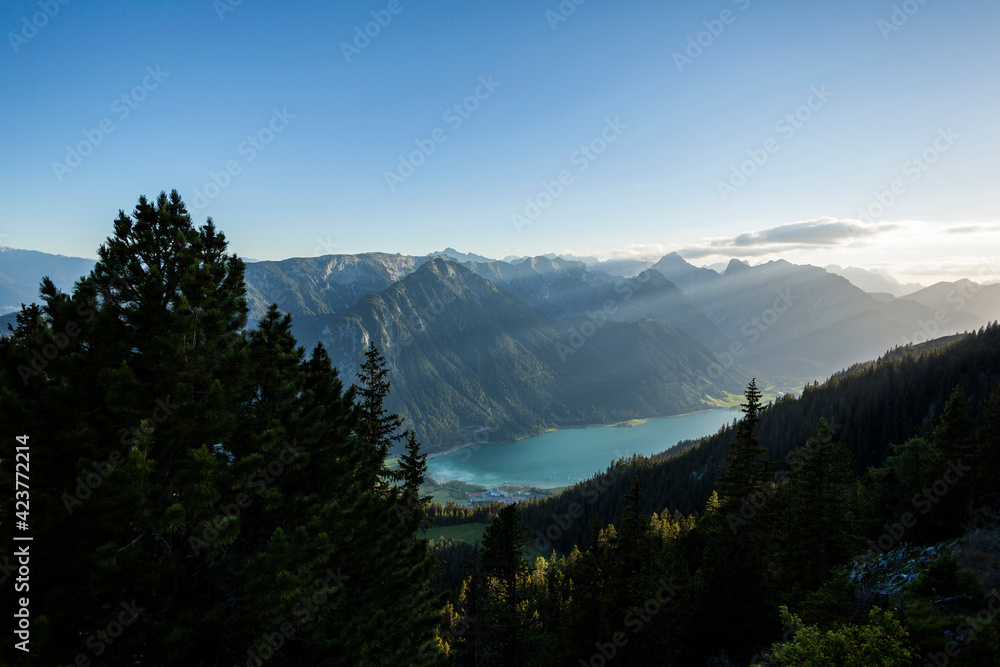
[[0, 248, 1000, 456], [8, 246, 996, 456]]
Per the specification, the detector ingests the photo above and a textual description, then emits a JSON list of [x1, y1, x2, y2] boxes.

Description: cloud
[[713, 217, 897, 248], [666, 217, 899, 260], [946, 224, 1000, 235], [607, 243, 667, 260], [582, 217, 996, 286]]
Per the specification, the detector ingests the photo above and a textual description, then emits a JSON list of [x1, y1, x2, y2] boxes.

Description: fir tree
[[774, 419, 857, 601], [0, 191, 447, 665], [718, 378, 771, 507], [479, 503, 532, 666], [975, 385, 1000, 503], [355, 342, 404, 488], [692, 379, 779, 663], [934, 385, 976, 462]]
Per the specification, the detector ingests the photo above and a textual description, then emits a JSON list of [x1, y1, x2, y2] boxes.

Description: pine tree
[[691, 379, 779, 663], [395, 430, 431, 533], [0, 191, 448, 665], [479, 503, 532, 666], [934, 385, 976, 462], [975, 385, 1000, 503], [774, 419, 857, 601], [355, 342, 404, 488], [718, 378, 771, 507]]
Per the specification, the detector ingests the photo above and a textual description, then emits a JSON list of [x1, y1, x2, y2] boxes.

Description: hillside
[[0, 247, 96, 313], [320, 257, 751, 451], [514, 322, 1000, 551], [665, 256, 991, 378]]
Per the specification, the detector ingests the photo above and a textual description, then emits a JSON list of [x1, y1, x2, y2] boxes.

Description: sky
[[2, 0, 999, 285]]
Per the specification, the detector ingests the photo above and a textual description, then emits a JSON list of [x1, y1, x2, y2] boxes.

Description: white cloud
[[574, 217, 999, 285]]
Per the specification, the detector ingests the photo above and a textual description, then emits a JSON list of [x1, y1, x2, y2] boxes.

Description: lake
[[426, 410, 736, 489]]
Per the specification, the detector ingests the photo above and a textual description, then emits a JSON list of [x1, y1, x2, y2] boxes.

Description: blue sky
[[2, 0, 998, 283]]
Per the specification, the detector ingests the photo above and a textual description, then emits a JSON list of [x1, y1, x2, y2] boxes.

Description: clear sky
[[2, 0, 998, 284]]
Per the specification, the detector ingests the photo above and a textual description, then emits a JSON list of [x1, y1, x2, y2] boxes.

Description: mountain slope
[[0, 247, 97, 313], [242, 252, 430, 324], [460, 257, 728, 350], [825, 264, 923, 296], [604, 269, 730, 352], [661, 257, 987, 378], [461, 256, 613, 320], [902, 279, 1000, 325], [320, 258, 750, 452], [520, 323, 1000, 552], [649, 252, 719, 291]]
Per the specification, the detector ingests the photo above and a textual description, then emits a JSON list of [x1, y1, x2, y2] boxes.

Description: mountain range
[[6, 245, 999, 451]]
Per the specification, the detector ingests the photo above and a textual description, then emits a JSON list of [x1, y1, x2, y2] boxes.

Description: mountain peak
[[654, 251, 690, 267], [432, 248, 496, 264], [647, 253, 718, 291], [725, 258, 750, 274]]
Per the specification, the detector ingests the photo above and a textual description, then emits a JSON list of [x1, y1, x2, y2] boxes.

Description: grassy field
[[421, 480, 486, 505], [425, 522, 552, 561], [707, 389, 780, 409], [613, 418, 649, 428], [425, 523, 488, 544]]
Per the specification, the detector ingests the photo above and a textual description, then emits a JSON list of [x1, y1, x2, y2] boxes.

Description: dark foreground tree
[[688, 379, 779, 662], [477, 503, 532, 666], [0, 191, 445, 666], [773, 419, 857, 603]]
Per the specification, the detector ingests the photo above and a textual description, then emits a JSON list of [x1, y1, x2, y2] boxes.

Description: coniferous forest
[[3, 192, 1000, 666]]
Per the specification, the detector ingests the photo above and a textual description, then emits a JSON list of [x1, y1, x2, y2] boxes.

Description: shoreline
[[424, 407, 730, 459]]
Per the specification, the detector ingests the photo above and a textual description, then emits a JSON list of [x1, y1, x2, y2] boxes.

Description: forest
[[2, 191, 999, 666]]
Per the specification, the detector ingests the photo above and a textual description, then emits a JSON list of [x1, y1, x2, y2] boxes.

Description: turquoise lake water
[[426, 410, 736, 489]]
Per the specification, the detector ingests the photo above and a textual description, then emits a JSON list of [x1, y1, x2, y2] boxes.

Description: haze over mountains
[[7, 245, 999, 451], [0, 247, 97, 314]]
